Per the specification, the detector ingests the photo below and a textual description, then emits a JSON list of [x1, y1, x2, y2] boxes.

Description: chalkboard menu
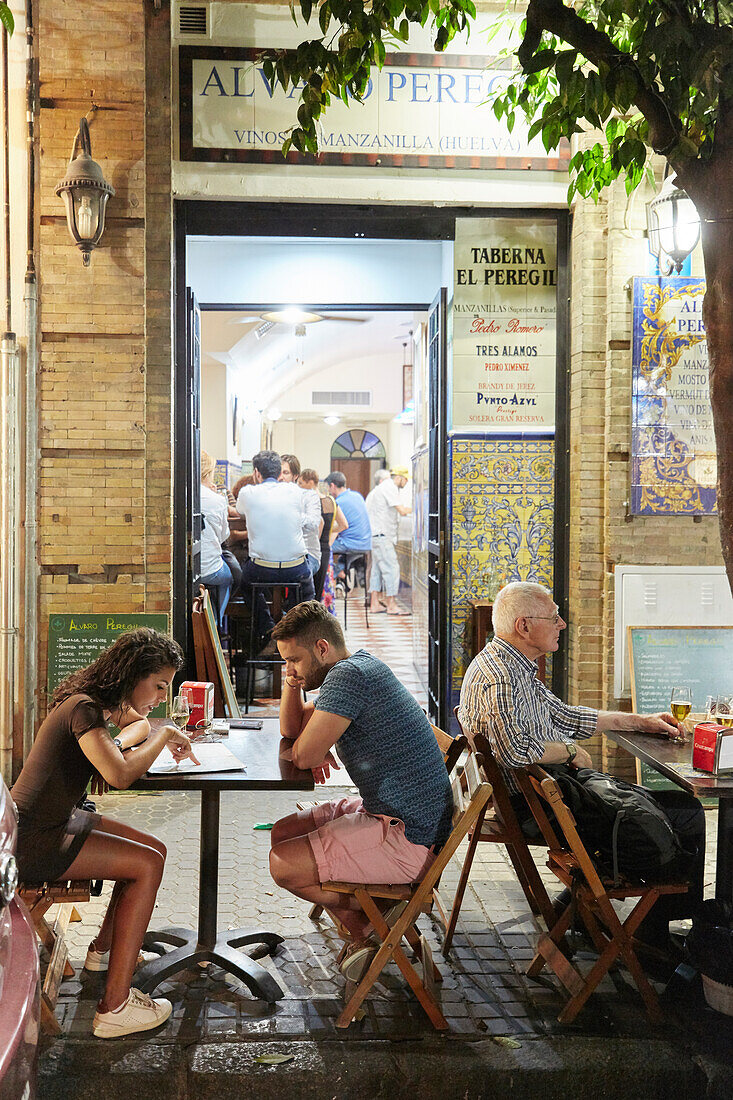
[[628, 625, 733, 789], [47, 613, 170, 715]]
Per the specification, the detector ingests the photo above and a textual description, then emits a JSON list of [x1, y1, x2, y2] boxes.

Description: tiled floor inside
[[49, 598, 725, 1046]]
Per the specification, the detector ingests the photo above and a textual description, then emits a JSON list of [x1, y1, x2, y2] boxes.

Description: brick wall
[[567, 161, 722, 776], [36, 0, 173, 708]]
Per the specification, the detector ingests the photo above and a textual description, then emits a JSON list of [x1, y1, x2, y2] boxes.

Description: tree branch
[[521, 0, 684, 159]]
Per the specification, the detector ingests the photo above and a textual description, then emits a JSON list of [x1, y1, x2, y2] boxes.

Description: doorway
[[173, 201, 570, 724]]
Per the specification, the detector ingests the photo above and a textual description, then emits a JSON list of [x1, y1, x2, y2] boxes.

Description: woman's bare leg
[[87, 816, 166, 955], [63, 823, 165, 1011]]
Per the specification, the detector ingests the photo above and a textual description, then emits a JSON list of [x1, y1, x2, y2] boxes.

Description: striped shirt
[[458, 637, 597, 794]]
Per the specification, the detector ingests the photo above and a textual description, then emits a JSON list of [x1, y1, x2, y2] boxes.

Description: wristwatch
[[565, 742, 577, 762], [113, 737, 122, 750]]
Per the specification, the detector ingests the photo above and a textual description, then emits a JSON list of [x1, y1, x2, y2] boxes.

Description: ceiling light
[[323, 415, 341, 426], [261, 308, 323, 325], [267, 407, 282, 421]]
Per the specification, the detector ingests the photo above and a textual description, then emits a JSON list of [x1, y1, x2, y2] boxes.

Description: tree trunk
[[701, 212, 733, 594]]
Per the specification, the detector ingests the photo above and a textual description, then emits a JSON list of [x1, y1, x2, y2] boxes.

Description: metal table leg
[[136, 789, 285, 1001]]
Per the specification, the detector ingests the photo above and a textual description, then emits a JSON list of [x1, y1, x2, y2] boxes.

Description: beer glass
[[670, 686, 692, 740]]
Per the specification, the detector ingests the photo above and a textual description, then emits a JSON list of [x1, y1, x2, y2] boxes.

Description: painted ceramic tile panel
[[631, 276, 715, 515], [411, 447, 430, 691], [450, 437, 554, 689]]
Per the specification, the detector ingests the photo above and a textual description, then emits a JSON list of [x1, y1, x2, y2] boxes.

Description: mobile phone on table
[[228, 718, 263, 730]]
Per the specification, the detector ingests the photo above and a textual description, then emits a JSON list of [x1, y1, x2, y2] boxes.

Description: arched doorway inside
[[329, 429, 386, 498]]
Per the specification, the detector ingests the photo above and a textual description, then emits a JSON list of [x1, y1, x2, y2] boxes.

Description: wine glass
[[670, 686, 692, 741], [711, 694, 733, 727], [169, 692, 190, 731]]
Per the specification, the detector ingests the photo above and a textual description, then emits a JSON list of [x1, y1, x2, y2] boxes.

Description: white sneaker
[[92, 987, 172, 1038], [84, 943, 159, 972]]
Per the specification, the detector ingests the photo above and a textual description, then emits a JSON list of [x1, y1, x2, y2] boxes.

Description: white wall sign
[[179, 47, 569, 172], [451, 219, 558, 431]]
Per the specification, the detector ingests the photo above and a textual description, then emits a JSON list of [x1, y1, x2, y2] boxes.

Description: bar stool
[[336, 551, 370, 630], [237, 580, 302, 713]]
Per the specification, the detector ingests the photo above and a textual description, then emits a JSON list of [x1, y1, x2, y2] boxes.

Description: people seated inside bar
[[199, 450, 235, 625], [326, 471, 372, 588], [279, 453, 323, 578], [298, 467, 349, 608], [458, 580, 706, 957], [268, 601, 453, 980]]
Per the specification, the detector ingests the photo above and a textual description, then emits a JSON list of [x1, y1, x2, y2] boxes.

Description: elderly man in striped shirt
[[458, 580, 705, 954]]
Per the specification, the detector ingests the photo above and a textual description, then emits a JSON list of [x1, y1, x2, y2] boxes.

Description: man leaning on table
[[458, 580, 706, 955], [268, 600, 453, 980]]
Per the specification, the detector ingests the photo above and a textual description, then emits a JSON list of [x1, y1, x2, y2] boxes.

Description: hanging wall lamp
[[646, 174, 700, 275], [55, 117, 114, 267]]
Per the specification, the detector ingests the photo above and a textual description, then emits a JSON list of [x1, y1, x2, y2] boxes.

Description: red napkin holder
[[179, 680, 214, 731], [693, 722, 733, 774]]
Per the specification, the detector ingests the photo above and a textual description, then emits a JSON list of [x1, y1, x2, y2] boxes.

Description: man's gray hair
[[492, 581, 554, 636], [374, 468, 390, 485]]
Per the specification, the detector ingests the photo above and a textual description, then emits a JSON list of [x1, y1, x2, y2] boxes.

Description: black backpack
[[543, 765, 695, 884]]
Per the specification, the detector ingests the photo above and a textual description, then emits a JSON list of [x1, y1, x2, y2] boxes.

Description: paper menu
[[148, 742, 245, 775]]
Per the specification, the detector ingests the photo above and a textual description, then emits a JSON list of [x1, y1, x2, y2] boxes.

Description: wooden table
[[605, 729, 733, 903], [132, 717, 313, 1001]]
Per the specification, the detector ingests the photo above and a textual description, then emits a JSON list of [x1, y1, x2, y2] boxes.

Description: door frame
[[173, 200, 571, 696]]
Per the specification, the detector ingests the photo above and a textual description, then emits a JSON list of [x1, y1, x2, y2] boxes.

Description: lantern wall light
[[55, 117, 115, 267], [646, 174, 701, 275]]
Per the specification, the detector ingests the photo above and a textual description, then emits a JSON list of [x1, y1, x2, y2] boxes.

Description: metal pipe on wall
[[22, 0, 39, 768], [0, 24, 18, 783]]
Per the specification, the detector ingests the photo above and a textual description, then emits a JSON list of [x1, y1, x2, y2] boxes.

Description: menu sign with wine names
[[628, 625, 733, 790], [452, 217, 557, 431], [47, 613, 169, 715]]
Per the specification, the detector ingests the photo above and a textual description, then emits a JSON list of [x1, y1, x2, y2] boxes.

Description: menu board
[[452, 217, 557, 431], [47, 613, 170, 715], [628, 625, 733, 789], [631, 276, 714, 515]]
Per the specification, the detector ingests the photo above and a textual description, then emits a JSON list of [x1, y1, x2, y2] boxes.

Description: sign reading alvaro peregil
[[178, 46, 570, 171]]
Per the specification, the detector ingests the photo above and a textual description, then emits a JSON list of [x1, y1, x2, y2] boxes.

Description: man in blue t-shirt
[[269, 601, 453, 979], [326, 472, 372, 553]]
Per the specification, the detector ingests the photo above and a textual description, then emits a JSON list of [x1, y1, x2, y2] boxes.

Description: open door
[[427, 288, 449, 729], [173, 287, 202, 657]]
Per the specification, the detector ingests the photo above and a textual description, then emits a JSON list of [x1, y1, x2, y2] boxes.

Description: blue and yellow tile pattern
[[450, 437, 554, 691]]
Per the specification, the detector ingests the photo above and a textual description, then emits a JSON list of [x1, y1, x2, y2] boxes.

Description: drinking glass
[[711, 694, 733, 727], [670, 686, 692, 740], [170, 692, 190, 731]]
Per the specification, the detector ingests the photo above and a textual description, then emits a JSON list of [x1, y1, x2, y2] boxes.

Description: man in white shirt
[[365, 466, 411, 615], [237, 451, 316, 650]]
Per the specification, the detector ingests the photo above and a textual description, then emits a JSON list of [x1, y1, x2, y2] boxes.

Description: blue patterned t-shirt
[[314, 650, 453, 848]]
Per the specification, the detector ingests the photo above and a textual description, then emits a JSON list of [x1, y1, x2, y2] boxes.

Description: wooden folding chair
[[436, 711, 555, 953], [19, 879, 93, 1034], [300, 722, 467, 926], [517, 765, 689, 1024], [323, 752, 492, 1029]]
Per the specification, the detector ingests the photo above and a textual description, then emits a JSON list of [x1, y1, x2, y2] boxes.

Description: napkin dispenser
[[179, 680, 214, 731], [692, 722, 733, 774]]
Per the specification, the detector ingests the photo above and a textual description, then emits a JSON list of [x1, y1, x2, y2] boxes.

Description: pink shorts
[[307, 796, 435, 885]]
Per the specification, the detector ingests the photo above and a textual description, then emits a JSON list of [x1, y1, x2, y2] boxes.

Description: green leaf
[[0, 5, 14, 35], [492, 1036, 521, 1049], [255, 1053, 295, 1065], [300, 0, 312, 23]]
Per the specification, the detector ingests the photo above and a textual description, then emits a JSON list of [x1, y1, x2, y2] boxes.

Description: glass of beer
[[670, 686, 692, 740], [712, 694, 733, 727]]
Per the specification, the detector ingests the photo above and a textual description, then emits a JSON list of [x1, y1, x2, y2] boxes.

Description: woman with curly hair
[[11, 628, 195, 1039]]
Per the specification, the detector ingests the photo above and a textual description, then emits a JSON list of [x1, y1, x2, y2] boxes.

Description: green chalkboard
[[628, 625, 733, 790], [47, 613, 170, 716]]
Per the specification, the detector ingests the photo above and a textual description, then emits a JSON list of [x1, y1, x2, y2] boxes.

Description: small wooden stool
[[19, 880, 94, 1035]]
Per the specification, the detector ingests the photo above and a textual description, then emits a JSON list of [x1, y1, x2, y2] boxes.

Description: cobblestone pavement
[[42, 604, 730, 1091], [52, 783, 721, 1044]]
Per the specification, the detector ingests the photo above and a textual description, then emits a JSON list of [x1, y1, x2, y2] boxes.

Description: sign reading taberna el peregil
[[452, 219, 558, 432], [178, 46, 570, 171]]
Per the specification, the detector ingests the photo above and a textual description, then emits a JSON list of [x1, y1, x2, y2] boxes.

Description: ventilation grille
[[312, 391, 371, 406], [179, 5, 208, 35]]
